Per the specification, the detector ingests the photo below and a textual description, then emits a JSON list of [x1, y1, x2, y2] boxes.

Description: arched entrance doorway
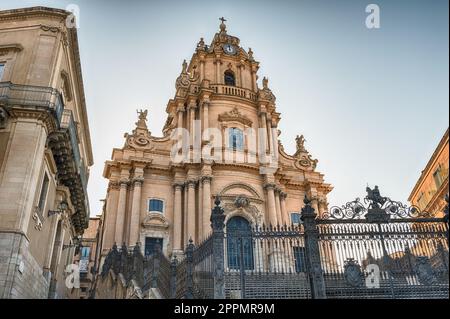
[[226, 216, 254, 270]]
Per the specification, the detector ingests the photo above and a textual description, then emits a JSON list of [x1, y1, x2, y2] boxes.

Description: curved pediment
[[218, 107, 252, 127], [141, 213, 169, 229], [219, 182, 261, 200]]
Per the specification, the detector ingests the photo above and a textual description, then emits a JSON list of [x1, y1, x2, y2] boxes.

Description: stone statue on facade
[[295, 135, 306, 154]]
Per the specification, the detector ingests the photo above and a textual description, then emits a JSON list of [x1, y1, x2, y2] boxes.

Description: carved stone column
[[202, 100, 210, 141], [267, 116, 274, 154], [259, 109, 269, 153], [114, 178, 129, 245], [251, 65, 258, 91], [264, 183, 277, 226], [188, 101, 196, 142], [280, 191, 289, 225], [199, 58, 205, 81], [237, 63, 244, 87], [214, 58, 222, 84], [202, 176, 212, 238], [186, 180, 197, 243], [172, 183, 184, 253], [129, 176, 144, 246], [274, 187, 282, 226], [177, 103, 185, 129]]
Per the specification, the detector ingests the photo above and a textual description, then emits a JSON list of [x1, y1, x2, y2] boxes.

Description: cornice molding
[[408, 128, 449, 201]]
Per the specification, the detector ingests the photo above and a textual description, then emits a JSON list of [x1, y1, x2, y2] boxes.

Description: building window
[[144, 237, 163, 257], [417, 192, 427, 210], [293, 246, 306, 273], [226, 216, 254, 270], [433, 165, 444, 189], [81, 247, 90, 259], [148, 199, 164, 213], [224, 71, 236, 86], [0, 63, 5, 80], [290, 212, 301, 225], [37, 173, 49, 213], [229, 127, 244, 150]]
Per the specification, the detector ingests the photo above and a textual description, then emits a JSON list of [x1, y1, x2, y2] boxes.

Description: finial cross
[[219, 17, 227, 23]]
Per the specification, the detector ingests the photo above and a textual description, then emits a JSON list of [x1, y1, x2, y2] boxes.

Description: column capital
[[258, 109, 267, 116], [201, 176, 212, 184], [186, 179, 197, 188], [132, 176, 144, 186], [119, 178, 129, 187], [263, 183, 276, 191], [279, 191, 287, 200], [173, 182, 184, 190], [176, 105, 186, 113], [187, 99, 197, 110], [108, 181, 120, 191], [274, 186, 283, 194]]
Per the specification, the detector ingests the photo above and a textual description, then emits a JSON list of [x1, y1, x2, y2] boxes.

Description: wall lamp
[[48, 200, 69, 217]]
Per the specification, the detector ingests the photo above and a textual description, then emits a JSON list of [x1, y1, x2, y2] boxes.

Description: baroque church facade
[[101, 19, 332, 259]]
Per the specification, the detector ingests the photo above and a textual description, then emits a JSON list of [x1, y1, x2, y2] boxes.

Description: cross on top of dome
[[219, 17, 227, 32]]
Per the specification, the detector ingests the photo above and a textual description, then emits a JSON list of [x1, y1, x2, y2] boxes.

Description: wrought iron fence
[[315, 186, 449, 299], [99, 188, 449, 299], [175, 256, 187, 298], [224, 225, 311, 299], [192, 236, 214, 298], [317, 219, 449, 298]]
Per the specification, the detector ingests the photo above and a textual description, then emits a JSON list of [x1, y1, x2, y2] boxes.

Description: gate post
[[151, 244, 161, 288], [184, 239, 194, 299], [170, 256, 178, 299], [301, 196, 326, 299], [211, 197, 226, 299], [444, 194, 449, 241]]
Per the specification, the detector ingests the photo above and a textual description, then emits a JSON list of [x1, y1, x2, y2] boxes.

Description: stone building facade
[[73, 216, 103, 299], [101, 19, 332, 261], [409, 128, 449, 217], [0, 7, 93, 298]]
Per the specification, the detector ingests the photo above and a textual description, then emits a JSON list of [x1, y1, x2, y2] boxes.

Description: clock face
[[223, 43, 237, 55]]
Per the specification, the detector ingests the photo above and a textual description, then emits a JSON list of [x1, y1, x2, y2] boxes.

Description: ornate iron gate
[[224, 225, 312, 299], [99, 188, 449, 299], [317, 187, 449, 299]]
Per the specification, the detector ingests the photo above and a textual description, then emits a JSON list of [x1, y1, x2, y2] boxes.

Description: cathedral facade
[[101, 19, 332, 259]]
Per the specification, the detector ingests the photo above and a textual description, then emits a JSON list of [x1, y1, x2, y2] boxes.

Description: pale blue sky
[[1, 0, 448, 216]]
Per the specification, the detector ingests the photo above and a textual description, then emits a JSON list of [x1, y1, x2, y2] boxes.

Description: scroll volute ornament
[[293, 134, 318, 170], [257, 77, 276, 103], [124, 109, 153, 150]]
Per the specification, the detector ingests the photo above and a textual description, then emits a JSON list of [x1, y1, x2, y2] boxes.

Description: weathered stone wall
[[0, 232, 49, 299]]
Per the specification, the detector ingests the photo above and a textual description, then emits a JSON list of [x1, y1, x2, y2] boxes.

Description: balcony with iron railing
[[0, 81, 89, 231]]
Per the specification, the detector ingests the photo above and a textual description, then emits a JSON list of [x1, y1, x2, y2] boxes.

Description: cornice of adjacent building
[[408, 127, 449, 202], [0, 6, 94, 167]]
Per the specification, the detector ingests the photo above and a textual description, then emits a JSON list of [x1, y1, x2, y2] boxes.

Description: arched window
[[224, 71, 236, 86], [226, 216, 254, 270], [229, 127, 244, 151]]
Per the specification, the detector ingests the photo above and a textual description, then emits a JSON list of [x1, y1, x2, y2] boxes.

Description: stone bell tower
[[102, 18, 332, 259]]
